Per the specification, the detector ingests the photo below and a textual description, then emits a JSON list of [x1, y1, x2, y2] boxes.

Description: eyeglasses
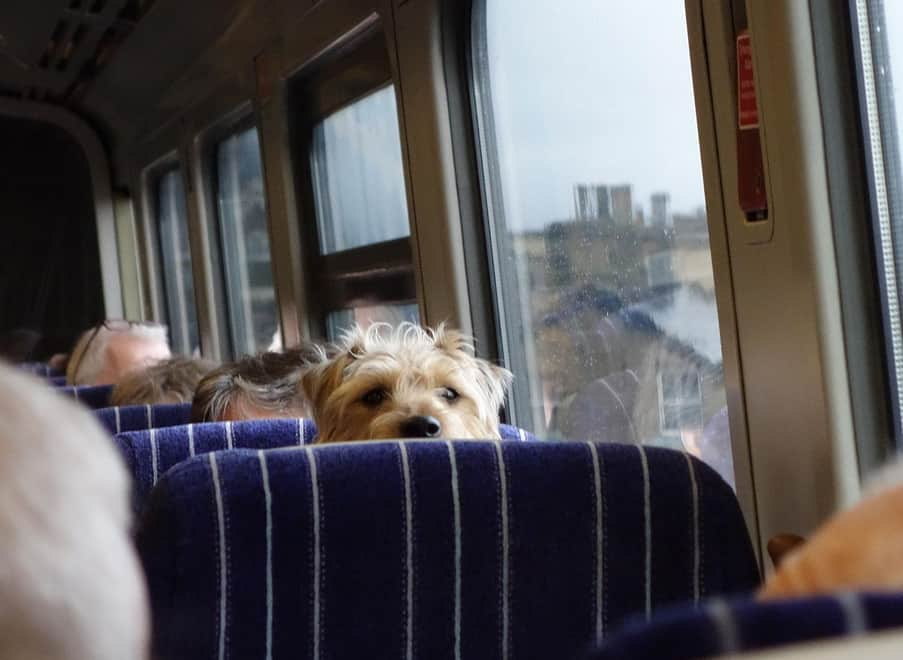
[[70, 319, 165, 384]]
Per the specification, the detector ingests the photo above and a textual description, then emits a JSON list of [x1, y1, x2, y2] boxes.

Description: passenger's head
[[191, 345, 321, 423], [110, 356, 218, 407], [66, 320, 171, 386], [0, 362, 148, 659]]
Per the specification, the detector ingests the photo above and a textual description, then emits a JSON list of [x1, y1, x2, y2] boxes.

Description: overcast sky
[[485, 1, 707, 232]]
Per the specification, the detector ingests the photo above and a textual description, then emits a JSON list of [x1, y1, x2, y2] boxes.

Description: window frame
[[198, 106, 280, 357], [144, 159, 201, 354], [467, 0, 536, 428], [843, 0, 903, 465], [286, 26, 419, 338]]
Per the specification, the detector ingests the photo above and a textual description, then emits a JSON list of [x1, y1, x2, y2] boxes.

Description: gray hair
[[0, 362, 149, 657], [191, 345, 325, 422], [66, 322, 169, 386], [111, 356, 218, 407]]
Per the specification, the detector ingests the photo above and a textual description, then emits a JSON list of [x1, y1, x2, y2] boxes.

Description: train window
[[472, 0, 734, 484], [288, 30, 419, 338], [213, 124, 279, 355], [325, 303, 420, 342], [853, 1, 903, 442], [311, 85, 410, 255], [153, 167, 200, 354]]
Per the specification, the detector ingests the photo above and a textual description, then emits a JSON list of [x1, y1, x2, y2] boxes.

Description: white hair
[[67, 323, 169, 386], [0, 363, 149, 658]]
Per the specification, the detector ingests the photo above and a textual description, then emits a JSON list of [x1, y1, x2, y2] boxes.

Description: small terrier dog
[[302, 323, 512, 443]]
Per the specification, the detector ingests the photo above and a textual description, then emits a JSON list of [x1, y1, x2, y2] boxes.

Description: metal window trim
[[466, 0, 537, 429], [847, 0, 903, 455]]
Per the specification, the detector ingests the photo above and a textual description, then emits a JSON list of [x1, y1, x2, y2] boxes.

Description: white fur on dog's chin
[[304, 323, 512, 443], [0, 365, 149, 659]]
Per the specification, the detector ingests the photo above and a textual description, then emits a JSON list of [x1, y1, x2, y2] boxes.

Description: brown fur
[[760, 479, 903, 599], [302, 323, 512, 443]]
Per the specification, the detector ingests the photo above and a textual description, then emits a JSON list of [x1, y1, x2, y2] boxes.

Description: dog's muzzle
[[400, 415, 442, 438]]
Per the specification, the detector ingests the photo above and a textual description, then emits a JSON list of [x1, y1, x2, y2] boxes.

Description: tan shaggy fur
[[303, 323, 512, 443], [760, 459, 903, 599]]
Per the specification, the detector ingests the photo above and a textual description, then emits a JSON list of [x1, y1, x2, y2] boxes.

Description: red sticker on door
[[737, 31, 758, 129]]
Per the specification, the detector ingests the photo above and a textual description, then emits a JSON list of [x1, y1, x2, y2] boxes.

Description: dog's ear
[[300, 357, 342, 413], [475, 359, 513, 412]]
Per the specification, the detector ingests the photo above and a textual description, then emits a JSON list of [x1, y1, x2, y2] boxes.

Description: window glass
[[310, 85, 410, 254], [325, 303, 420, 342], [474, 0, 734, 487], [854, 1, 903, 443], [215, 126, 279, 355], [155, 168, 199, 354]]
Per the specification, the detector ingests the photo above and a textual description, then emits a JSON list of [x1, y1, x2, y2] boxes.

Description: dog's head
[[302, 323, 512, 443]]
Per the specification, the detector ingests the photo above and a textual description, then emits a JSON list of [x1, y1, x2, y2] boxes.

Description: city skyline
[[486, 1, 707, 232]]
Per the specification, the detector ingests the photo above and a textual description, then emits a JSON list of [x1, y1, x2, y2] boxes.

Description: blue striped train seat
[[95, 402, 192, 435], [19, 362, 64, 378], [48, 375, 68, 386], [137, 441, 759, 660], [116, 421, 534, 516], [581, 591, 903, 659], [57, 383, 113, 408], [115, 418, 318, 515], [94, 403, 191, 435]]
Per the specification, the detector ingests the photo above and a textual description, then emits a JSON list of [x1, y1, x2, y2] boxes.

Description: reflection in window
[[215, 126, 279, 355], [310, 85, 410, 254], [155, 168, 199, 354], [474, 0, 734, 486], [326, 303, 420, 342]]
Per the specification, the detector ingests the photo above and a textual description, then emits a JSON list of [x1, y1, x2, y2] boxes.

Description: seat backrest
[[116, 420, 534, 516], [138, 441, 759, 660], [116, 418, 317, 515], [19, 362, 64, 378], [95, 402, 192, 435], [48, 375, 68, 386], [581, 592, 903, 660], [57, 384, 113, 409]]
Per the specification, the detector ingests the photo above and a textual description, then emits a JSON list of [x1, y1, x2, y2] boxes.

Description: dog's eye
[[440, 387, 459, 402], [362, 388, 388, 406]]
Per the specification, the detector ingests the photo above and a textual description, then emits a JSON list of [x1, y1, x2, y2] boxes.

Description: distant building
[[610, 184, 633, 225], [673, 207, 709, 235], [650, 192, 672, 227], [574, 184, 611, 221]]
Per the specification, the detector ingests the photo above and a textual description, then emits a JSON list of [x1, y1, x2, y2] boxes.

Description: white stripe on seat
[[145, 404, 152, 430], [638, 445, 651, 618], [684, 452, 700, 602], [150, 428, 159, 485], [297, 418, 303, 445], [494, 442, 511, 660], [114, 407, 121, 434], [446, 441, 462, 660], [258, 451, 274, 660], [588, 442, 604, 643], [304, 445, 322, 660], [226, 421, 234, 450], [399, 443, 414, 660], [188, 425, 196, 457], [837, 591, 867, 635], [209, 453, 228, 660], [708, 598, 740, 653]]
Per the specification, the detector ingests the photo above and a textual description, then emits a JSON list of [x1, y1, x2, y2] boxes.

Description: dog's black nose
[[400, 416, 442, 438]]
